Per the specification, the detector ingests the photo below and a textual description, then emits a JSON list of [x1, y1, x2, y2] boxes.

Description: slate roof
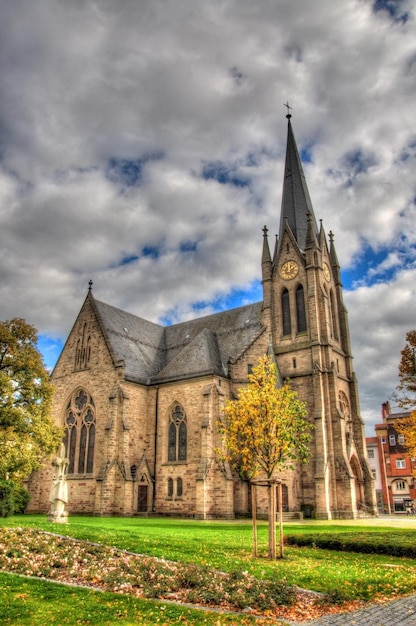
[[93, 300, 166, 383], [93, 297, 265, 385], [279, 116, 318, 253]]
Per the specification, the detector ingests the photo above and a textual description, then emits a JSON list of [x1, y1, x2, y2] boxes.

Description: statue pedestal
[[47, 509, 68, 524]]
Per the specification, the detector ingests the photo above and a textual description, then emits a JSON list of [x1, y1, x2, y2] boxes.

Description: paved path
[[290, 593, 416, 625]]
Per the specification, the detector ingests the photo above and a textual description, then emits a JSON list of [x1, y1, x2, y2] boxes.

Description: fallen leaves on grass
[[0, 527, 363, 622]]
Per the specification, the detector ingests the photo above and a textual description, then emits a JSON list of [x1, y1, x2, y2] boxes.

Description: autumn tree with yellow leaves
[[219, 355, 312, 559], [395, 331, 416, 463], [0, 318, 62, 485]]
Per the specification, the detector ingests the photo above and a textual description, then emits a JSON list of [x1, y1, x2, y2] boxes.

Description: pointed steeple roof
[[279, 115, 318, 252], [261, 225, 272, 280]]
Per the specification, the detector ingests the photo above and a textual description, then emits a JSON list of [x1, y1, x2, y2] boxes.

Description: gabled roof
[[93, 296, 264, 385], [153, 328, 224, 383], [279, 115, 318, 253], [94, 299, 166, 383]]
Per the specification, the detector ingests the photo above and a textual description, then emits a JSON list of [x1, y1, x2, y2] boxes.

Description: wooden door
[[137, 485, 148, 512]]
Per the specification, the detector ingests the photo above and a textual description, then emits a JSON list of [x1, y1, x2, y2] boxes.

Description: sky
[[1, 0, 415, 436]]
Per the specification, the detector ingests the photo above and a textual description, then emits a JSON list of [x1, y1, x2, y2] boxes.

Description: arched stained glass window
[[167, 404, 187, 462], [63, 388, 96, 475]]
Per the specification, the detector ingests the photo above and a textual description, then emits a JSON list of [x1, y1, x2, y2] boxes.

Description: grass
[[1, 515, 416, 624], [0, 572, 262, 625]]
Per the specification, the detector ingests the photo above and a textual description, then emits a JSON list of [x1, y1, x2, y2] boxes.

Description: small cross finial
[[263, 225, 268, 236], [283, 101, 292, 118], [88, 279, 93, 291]]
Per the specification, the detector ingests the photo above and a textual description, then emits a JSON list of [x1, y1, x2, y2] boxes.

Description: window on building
[[296, 285, 307, 333], [167, 477, 174, 497], [177, 477, 183, 497], [398, 434, 405, 445], [247, 364, 253, 375], [168, 404, 187, 462], [282, 289, 291, 335], [367, 449, 375, 459], [74, 323, 91, 371], [396, 458, 406, 469], [330, 290, 339, 341], [63, 388, 96, 475], [389, 434, 396, 446]]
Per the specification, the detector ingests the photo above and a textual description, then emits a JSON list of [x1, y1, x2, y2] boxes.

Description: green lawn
[[1, 515, 416, 625], [0, 572, 264, 626]]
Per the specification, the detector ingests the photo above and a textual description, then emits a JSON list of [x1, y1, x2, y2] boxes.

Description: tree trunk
[[268, 481, 276, 559], [277, 481, 284, 558], [251, 482, 258, 557]]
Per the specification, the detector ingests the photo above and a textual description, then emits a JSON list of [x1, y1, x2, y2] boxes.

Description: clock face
[[280, 260, 299, 280], [323, 262, 331, 282]]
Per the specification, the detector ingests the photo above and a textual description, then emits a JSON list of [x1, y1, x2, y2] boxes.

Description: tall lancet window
[[330, 290, 339, 341], [63, 388, 96, 475], [282, 289, 291, 335], [74, 323, 91, 371], [168, 404, 187, 462], [296, 285, 307, 333]]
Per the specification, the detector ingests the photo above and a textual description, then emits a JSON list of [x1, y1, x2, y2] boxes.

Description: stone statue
[[48, 443, 69, 523]]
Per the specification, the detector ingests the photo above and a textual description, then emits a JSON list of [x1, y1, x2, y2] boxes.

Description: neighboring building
[[365, 437, 384, 513], [372, 401, 416, 514], [27, 114, 377, 519]]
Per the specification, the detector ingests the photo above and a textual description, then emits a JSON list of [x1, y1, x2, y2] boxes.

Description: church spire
[[261, 225, 272, 311], [279, 113, 318, 252]]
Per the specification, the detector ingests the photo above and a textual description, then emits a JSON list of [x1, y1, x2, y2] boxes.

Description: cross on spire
[[283, 101, 292, 118]]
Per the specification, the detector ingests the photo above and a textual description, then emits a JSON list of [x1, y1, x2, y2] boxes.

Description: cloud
[[1, 0, 416, 436]]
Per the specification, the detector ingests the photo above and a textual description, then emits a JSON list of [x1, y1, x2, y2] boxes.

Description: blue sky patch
[[342, 243, 408, 289], [210, 281, 263, 312], [300, 147, 313, 164], [160, 281, 263, 326], [373, 0, 409, 22], [342, 148, 377, 177], [106, 152, 163, 187], [180, 240, 199, 253], [142, 245, 160, 259], [398, 138, 416, 162], [38, 335, 64, 371], [120, 254, 139, 266], [202, 160, 250, 188]]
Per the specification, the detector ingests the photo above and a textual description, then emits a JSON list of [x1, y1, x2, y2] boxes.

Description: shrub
[[0, 481, 31, 517], [0, 481, 14, 517], [285, 533, 416, 559], [13, 484, 30, 514]]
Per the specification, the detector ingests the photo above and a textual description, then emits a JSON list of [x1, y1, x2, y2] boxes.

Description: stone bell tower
[[261, 113, 376, 519]]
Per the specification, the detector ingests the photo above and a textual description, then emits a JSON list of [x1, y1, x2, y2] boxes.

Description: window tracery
[[63, 388, 96, 475], [168, 404, 187, 462]]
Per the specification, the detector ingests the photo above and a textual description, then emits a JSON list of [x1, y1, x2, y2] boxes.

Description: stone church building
[[28, 115, 376, 519]]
